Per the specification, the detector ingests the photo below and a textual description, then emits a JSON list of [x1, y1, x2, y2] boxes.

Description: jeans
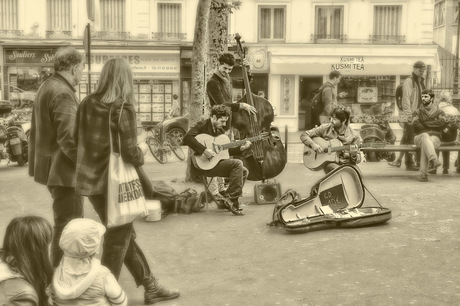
[[48, 186, 83, 268], [196, 159, 248, 200], [88, 194, 151, 286], [414, 133, 441, 175]]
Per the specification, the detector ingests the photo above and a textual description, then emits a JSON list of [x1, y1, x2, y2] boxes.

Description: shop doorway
[[299, 76, 322, 130]]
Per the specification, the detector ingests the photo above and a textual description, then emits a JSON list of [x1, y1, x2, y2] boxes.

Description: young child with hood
[[48, 218, 127, 306]]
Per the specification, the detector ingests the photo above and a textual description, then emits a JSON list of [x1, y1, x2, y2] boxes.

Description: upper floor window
[[434, 0, 445, 27], [158, 3, 181, 34], [315, 5, 344, 40], [47, 0, 71, 31], [372, 5, 403, 43], [100, 0, 125, 32], [258, 6, 285, 42], [0, 0, 18, 30]]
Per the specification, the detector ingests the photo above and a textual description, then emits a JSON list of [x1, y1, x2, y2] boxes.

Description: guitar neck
[[326, 143, 363, 153], [221, 135, 264, 150]]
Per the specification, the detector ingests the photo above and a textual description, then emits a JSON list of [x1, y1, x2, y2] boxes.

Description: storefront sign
[[89, 53, 180, 74], [331, 56, 365, 72], [4, 49, 56, 66]]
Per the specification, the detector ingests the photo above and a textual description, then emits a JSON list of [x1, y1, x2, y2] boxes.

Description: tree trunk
[[185, 0, 212, 182]]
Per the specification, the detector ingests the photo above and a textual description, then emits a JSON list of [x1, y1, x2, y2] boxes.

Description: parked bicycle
[[144, 120, 185, 164]]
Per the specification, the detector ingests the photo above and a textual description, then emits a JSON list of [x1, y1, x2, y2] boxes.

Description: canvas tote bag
[[107, 102, 148, 228]]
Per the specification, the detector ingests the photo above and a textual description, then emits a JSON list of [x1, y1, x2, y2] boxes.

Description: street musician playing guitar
[[301, 105, 363, 173], [183, 105, 252, 216]]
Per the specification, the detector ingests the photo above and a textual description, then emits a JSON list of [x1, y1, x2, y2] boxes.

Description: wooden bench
[[360, 143, 460, 153]]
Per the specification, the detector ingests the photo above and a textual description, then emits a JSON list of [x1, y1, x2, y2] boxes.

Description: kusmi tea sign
[[332, 56, 365, 71]]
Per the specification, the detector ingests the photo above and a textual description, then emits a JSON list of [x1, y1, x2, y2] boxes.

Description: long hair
[[0, 216, 53, 306], [92, 58, 135, 103]]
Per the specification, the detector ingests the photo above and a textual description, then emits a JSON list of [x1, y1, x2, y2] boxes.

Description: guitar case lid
[[272, 165, 391, 232]]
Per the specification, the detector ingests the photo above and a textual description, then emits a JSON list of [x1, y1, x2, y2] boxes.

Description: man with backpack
[[388, 61, 426, 171], [312, 71, 346, 126]]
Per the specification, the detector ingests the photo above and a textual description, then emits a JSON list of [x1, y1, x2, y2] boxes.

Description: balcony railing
[[311, 34, 347, 43], [0, 29, 24, 38], [46, 30, 72, 39], [92, 31, 131, 40], [151, 32, 186, 41], [369, 35, 405, 44]]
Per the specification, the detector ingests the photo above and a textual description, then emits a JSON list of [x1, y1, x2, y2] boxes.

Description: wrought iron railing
[[92, 31, 131, 40], [151, 32, 186, 41], [311, 34, 347, 43], [369, 35, 405, 44], [0, 29, 24, 38], [46, 30, 72, 39]]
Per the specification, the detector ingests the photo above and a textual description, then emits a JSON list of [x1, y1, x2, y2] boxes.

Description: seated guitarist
[[183, 105, 251, 216], [300, 105, 362, 174]]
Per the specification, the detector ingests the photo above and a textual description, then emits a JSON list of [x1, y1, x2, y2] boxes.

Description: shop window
[[258, 6, 285, 42], [372, 5, 403, 43], [434, 0, 445, 28], [100, 0, 125, 32], [0, 0, 18, 30], [47, 0, 71, 38], [314, 5, 344, 42], [337, 76, 397, 117]]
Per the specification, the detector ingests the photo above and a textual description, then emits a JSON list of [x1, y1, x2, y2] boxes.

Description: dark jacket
[[183, 119, 240, 157], [412, 107, 446, 139], [28, 72, 79, 187], [206, 73, 242, 112], [74, 96, 143, 196]]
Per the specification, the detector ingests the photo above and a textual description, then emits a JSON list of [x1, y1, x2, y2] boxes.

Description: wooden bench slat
[[361, 145, 460, 152]]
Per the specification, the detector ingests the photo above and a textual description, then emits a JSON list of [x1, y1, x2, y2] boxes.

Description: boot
[[143, 276, 180, 305]]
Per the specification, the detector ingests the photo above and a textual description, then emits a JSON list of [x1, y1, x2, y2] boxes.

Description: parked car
[[158, 113, 188, 145]]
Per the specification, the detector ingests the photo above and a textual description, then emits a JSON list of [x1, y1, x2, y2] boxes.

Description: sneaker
[[388, 160, 402, 168], [428, 169, 437, 174], [419, 174, 428, 182], [443, 168, 449, 175], [428, 158, 441, 172]]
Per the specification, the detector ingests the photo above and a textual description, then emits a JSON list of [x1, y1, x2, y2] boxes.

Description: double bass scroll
[[231, 33, 287, 181]]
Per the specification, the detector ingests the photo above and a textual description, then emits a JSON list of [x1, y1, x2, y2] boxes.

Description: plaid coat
[[74, 96, 144, 196], [28, 73, 79, 187]]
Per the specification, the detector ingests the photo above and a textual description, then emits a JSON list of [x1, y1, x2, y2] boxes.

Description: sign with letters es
[[4, 49, 57, 66]]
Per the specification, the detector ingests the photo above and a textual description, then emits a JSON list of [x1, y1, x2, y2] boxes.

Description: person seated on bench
[[432, 90, 460, 174], [183, 105, 251, 216], [412, 89, 445, 182], [300, 105, 362, 174]]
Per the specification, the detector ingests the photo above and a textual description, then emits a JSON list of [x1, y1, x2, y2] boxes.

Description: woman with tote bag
[[74, 58, 179, 305]]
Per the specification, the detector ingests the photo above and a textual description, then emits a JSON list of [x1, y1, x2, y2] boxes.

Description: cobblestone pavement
[[1, 150, 459, 305]]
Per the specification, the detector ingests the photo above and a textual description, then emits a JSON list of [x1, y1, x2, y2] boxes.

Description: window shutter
[[47, 0, 71, 31], [158, 3, 181, 34], [0, 0, 18, 30]]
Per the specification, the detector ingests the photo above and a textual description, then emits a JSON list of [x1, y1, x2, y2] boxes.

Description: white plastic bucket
[[146, 200, 162, 222]]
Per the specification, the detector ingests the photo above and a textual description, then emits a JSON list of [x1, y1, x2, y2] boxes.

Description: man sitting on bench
[[412, 89, 445, 182]]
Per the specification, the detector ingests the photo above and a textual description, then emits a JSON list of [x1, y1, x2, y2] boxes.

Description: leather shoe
[[428, 169, 437, 174], [388, 160, 402, 167], [443, 168, 449, 174], [419, 174, 428, 182]]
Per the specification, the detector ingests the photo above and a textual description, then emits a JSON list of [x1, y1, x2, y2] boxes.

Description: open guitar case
[[271, 165, 391, 232]]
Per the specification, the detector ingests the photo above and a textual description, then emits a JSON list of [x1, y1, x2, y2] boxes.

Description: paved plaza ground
[[1, 147, 459, 305]]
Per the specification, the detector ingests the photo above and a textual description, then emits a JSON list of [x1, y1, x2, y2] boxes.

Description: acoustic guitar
[[303, 137, 384, 171], [192, 132, 270, 171]]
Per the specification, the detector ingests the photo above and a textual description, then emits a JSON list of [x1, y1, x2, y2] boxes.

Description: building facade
[[0, 0, 438, 132]]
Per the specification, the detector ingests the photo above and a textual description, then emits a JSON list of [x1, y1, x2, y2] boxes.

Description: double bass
[[232, 34, 287, 181]]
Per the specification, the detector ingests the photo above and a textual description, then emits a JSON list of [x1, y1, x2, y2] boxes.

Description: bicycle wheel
[[164, 135, 185, 161], [146, 137, 168, 164]]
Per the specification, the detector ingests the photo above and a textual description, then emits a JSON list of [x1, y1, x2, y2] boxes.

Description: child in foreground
[[48, 218, 127, 306]]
